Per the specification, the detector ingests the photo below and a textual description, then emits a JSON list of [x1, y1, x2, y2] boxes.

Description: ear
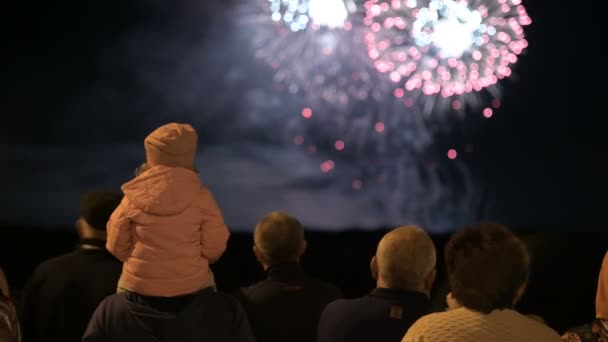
[[75, 217, 88, 239], [75, 218, 85, 238], [370, 256, 378, 280], [253, 245, 262, 262], [446, 291, 463, 310], [299, 240, 307, 257], [513, 281, 527, 305], [425, 268, 437, 294]]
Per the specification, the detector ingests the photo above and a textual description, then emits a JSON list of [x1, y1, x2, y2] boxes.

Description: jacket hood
[[122, 165, 200, 216]]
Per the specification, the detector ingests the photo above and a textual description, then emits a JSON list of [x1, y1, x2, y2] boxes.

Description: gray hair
[[376, 225, 436, 291]]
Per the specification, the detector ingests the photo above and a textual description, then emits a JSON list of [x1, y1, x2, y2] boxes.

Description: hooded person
[[562, 251, 608, 341], [106, 122, 230, 297]]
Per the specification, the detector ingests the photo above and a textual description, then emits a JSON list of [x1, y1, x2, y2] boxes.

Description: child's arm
[[199, 187, 230, 264], [105, 197, 134, 262]]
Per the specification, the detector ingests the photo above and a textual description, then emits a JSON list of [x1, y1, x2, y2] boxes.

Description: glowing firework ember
[[269, 0, 351, 31], [364, 0, 531, 107], [245, 0, 389, 108]]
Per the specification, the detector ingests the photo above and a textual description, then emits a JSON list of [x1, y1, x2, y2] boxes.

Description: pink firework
[[364, 0, 531, 108]]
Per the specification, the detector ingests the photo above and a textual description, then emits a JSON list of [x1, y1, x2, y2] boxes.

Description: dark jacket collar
[[370, 287, 430, 306], [266, 262, 306, 283], [76, 238, 108, 252]]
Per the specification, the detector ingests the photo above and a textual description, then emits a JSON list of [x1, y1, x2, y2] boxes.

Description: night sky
[[2, 0, 602, 232]]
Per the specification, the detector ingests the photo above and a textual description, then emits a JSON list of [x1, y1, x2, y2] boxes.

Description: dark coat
[[20, 239, 122, 342], [83, 288, 256, 342], [235, 262, 341, 342], [318, 288, 431, 342]]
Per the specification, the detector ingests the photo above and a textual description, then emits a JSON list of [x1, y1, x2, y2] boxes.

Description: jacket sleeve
[[231, 298, 257, 342], [20, 266, 43, 342], [105, 197, 134, 262], [82, 299, 108, 342], [317, 302, 345, 342], [199, 187, 230, 264]]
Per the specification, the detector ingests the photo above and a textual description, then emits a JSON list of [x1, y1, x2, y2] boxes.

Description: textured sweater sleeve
[[199, 187, 230, 264], [401, 320, 423, 342]]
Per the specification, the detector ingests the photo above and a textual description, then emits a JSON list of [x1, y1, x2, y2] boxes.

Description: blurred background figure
[[20, 191, 123, 342]]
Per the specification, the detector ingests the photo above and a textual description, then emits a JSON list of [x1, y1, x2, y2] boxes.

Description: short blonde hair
[[254, 212, 305, 265], [376, 225, 436, 291]]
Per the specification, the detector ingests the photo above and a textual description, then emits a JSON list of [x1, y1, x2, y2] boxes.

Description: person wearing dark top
[[83, 287, 256, 342], [235, 211, 341, 342], [318, 225, 437, 342], [562, 251, 608, 342], [20, 191, 123, 342]]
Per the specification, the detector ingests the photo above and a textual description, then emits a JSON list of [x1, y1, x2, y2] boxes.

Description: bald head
[[254, 211, 306, 266], [375, 225, 436, 292]]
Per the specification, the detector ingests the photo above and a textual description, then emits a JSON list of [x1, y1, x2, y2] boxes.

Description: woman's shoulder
[[409, 308, 466, 329]]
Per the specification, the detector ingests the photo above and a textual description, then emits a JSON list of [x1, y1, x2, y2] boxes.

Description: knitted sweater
[[402, 307, 562, 342]]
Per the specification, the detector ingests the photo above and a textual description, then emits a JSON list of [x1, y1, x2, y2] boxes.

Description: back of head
[[376, 225, 436, 291], [145, 123, 198, 169], [80, 191, 123, 231], [254, 212, 305, 266], [445, 222, 529, 314], [596, 251, 608, 319]]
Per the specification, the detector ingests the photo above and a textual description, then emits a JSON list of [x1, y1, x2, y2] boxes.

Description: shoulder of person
[[521, 315, 562, 339], [27, 252, 75, 283], [411, 309, 454, 328], [320, 296, 366, 324]]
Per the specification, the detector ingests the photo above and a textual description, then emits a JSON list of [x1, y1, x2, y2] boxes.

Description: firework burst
[[364, 0, 531, 113], [239, 0, 391, 108]]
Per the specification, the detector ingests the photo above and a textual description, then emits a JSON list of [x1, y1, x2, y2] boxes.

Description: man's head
[[371, 225, 436, 295], [445, 222, 529, 314], [77, 191, 123, 240], [253, 211, 307, 268]]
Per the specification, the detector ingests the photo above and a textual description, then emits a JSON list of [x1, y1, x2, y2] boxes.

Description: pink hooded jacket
[[596, 251, 608, 319], [106, 165, 229, 297]]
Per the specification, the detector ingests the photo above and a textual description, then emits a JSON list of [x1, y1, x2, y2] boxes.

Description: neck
[[376, 278, 428, 296], [376, 278, 390, 289], [77, 219, 107, 240], [261, 260, 300, 271], [80, 230, 107, 241]]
